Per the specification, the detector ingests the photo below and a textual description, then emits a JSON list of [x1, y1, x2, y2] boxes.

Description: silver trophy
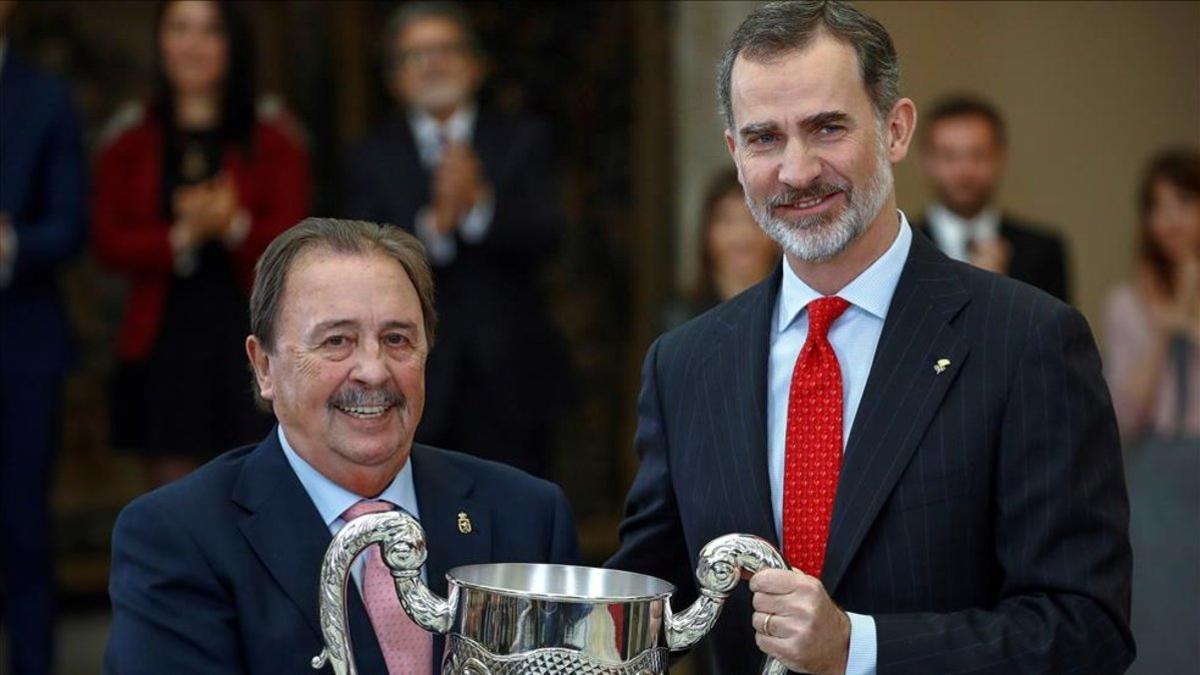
[[311, 510, 788, 674]]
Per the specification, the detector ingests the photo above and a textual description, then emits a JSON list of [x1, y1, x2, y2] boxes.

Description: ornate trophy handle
[[665, 533, 788, 675], [311, 510, 456, 674]]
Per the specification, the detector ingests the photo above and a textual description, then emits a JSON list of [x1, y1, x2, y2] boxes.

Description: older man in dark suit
[[343, 2, 566, 480], [608, 2, 1132, 674], [104, 219, 580, 674], [0, 8, 87, 673]]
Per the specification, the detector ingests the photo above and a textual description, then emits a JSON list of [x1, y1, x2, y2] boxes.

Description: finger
[[751, 590, 787, 614], [754, 631, 800, 667], [749, 568, 804, 594]]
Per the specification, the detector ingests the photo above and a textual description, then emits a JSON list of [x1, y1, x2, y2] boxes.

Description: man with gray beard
[[607, 2, 1132, 674]]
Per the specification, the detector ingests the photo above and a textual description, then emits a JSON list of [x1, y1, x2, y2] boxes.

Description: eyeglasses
[[393, 41, 472, 69]]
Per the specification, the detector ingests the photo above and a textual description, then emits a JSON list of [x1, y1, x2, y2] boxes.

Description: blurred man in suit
[[608, 2, 1132, 673], [0, 3, 87, 672], [915, 95, 1072, 302], [105, 219, 579, 674], [344, 2, 566, 479]]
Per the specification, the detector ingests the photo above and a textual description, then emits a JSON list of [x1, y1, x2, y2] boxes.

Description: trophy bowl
[[312, 510, 787, 675]]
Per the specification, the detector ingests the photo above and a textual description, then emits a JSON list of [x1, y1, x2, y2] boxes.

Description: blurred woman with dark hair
[[1104, 148, 1200, 441], [663, 169, 778, 332], [1104, 147, 1200, 675], [687, 168, 779, 313], [93, 0, 310, 488]]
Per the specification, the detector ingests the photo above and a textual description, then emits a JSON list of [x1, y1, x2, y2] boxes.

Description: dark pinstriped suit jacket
[[608, 231, 1134, 673]]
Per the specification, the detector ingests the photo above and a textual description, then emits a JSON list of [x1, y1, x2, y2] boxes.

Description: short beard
[[746, 128, 894, 263]]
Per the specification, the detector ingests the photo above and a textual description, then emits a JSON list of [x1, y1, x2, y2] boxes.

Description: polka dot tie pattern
[[341, 500, 433, 675], [783, 296, 850, 579]]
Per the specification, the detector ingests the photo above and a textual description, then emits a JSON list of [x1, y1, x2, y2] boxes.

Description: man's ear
[[725, 130, 744, 185], [246, 335, 275, 403], [886, 97, 918, 164]]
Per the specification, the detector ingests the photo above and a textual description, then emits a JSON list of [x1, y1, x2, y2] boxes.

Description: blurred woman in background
[[1103, 147, 1199, 675], [93, 0, 310, 488], [664, 168, 779, 331], [1104, 149, 1200, 441], [693, 168, 780, 311]]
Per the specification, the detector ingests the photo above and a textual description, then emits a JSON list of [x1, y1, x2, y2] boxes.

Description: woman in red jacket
[[94, 0, 310, 488]]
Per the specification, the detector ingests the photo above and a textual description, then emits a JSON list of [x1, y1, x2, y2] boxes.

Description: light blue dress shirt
[[278, 426, 424, 592], [767, 212, 913, 675]]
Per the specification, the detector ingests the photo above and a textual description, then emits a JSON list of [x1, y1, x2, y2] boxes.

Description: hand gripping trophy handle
[[310, 510, 455, 675], [664, 533, 789, 675]]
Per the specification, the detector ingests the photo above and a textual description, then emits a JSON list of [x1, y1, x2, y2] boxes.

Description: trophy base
[[441, 634, 669, 675]]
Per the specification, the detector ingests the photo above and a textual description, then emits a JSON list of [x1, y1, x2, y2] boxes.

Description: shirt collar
[[777, 210, 914, 334], [409, 103, 477, 146], [277, 425, 420, 527], [927, 201, 1001, 239]]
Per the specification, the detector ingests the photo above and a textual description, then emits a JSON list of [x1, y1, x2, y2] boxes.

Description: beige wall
[[671, 0, 1200, 331]]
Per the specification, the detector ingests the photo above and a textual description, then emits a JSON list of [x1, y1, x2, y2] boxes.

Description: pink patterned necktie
[[341, 500, 432, 675]]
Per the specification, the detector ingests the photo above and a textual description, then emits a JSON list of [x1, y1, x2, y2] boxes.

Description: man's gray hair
[[717, 0, 901, 130], [381, 1, 481, 69]]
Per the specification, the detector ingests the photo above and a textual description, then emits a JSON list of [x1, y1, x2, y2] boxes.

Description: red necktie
[[783, 296, 850, 578]]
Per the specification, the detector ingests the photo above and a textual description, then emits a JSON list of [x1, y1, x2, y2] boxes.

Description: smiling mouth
[[779, 191, 842, 210], [334, 404, 394, 419]]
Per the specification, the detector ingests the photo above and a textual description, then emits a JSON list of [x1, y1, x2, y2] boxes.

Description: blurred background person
[[1104, 147, 1200, 674], [343, 2, 567, 479], [92, 0, 310, 489], [0, 0, 86, 672], [664, 168, 779, 330], [914, 95, 1072, 302]]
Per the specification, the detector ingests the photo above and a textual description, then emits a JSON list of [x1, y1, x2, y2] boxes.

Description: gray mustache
[[767, 182, 848, 207], [330, 387, 404, 410]]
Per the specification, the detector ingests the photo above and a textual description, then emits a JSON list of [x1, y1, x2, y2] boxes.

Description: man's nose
[[351, 341, 390, 385], [777, 139, 822, 190]]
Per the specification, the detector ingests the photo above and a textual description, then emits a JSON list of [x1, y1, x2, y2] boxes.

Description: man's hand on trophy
[[750, 568, 850, 675]]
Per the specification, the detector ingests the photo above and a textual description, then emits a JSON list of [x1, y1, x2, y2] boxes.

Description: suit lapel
[[232, 431, 388, 674], [411, 444, 492, 670], [704, 267, 782, 546], [822, 234, 972, 594]]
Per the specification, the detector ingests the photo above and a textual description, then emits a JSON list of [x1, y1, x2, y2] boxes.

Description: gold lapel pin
[[934, 358, 951, 374], [457, 512, 473, 535]]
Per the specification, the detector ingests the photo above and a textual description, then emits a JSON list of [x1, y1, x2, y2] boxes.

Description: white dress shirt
[[767, 212, 913, 675], [278, 426, 424, 593], [409, 104, 494, 265], [925, 201, 1000, 263]]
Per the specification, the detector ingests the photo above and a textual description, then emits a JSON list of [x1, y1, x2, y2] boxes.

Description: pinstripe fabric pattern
[[607, 232, 1134, 674]]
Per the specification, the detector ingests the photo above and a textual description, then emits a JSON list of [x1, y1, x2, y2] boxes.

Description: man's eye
[[324, 336, 348, 347], [385, 333, 410, 347], [819, 124, 845, 135], [751, 133, 778, 145]]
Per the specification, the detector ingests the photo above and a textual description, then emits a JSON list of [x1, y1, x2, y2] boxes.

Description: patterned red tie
[[783, 296, 850, 578]]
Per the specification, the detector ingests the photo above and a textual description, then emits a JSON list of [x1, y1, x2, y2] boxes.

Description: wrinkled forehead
[[730, 36, 869, 128], [281, 249, 421, 331]]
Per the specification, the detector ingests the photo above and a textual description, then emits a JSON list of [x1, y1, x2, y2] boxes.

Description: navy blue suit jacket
[[104, 431, 581, 674], [0, 53, 86, 375], [608, 231, 1133, 673]]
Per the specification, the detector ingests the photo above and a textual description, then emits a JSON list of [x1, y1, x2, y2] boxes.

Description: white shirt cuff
[[415, 206, 457, 265], [0, 222, 16, 288], [845, 612, 878, 675], [458, 192, 494, 243], [168, 225, 198, 277]]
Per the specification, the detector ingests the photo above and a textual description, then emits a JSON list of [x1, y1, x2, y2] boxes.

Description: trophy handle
[[664, 533, 788, 675], [311, 510, 456, 674]]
